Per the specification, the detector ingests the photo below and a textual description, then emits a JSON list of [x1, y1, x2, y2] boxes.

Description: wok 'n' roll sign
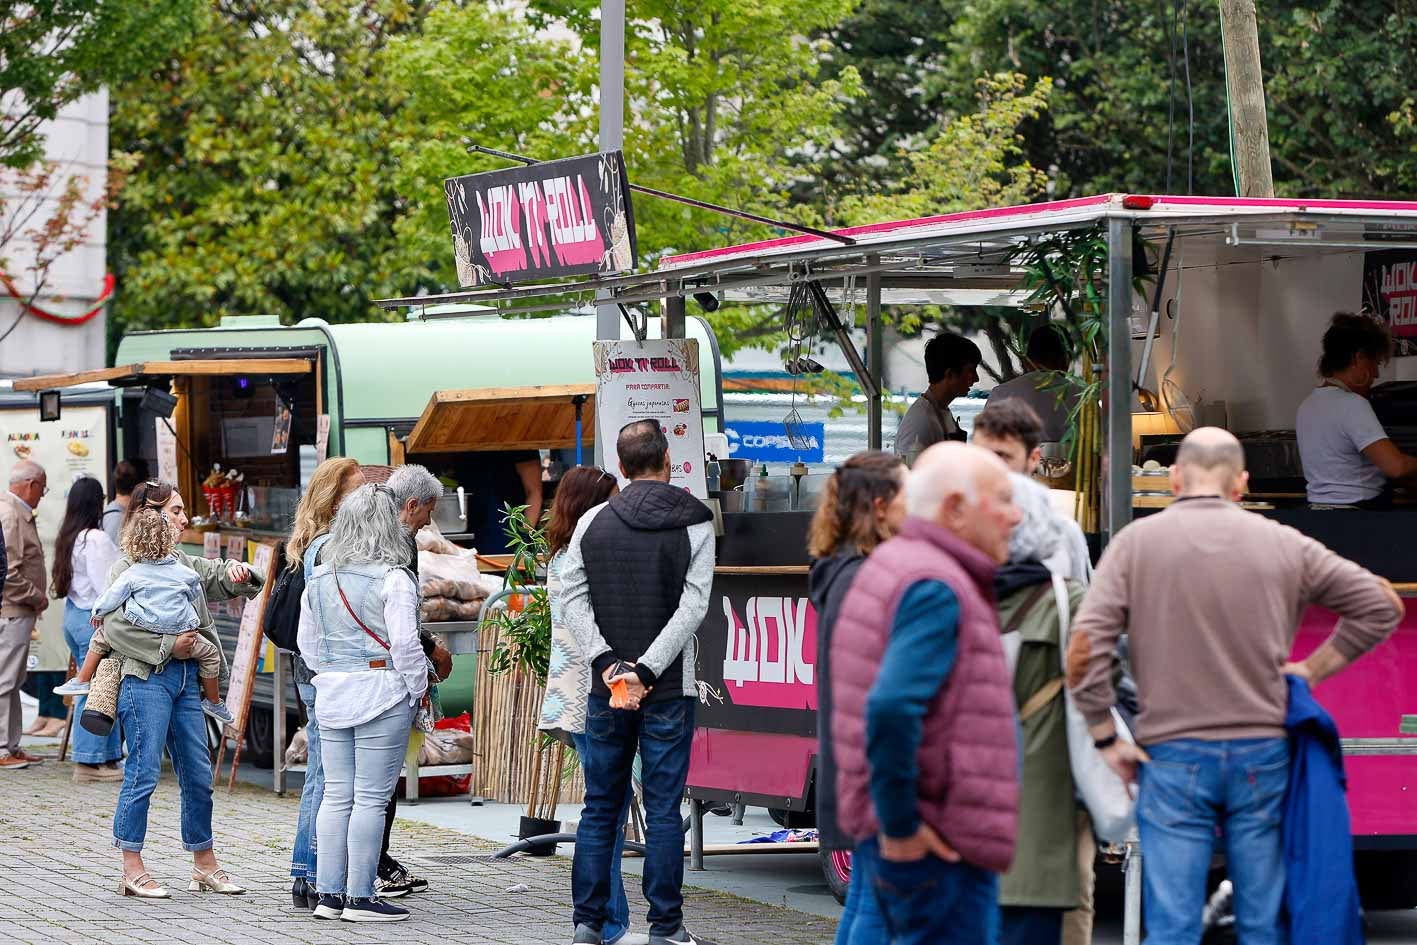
[[444, 150, 638, 287]]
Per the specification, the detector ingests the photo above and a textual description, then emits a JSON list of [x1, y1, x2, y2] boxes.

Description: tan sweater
[[1071, 497, 1400, 744], [0, 491, 46, 617]]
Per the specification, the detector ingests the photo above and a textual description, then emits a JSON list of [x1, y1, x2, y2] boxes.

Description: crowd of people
[[0, 364, 1405, 943]]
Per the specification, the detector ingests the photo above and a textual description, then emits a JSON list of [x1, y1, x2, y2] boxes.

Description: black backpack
[[261, 542, 303, 652]]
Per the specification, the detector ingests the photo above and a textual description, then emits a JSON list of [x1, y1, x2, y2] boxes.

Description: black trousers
[[378, 794, 398, 873]]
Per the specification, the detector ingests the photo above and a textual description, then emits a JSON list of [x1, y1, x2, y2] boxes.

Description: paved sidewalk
[[0, 754, 838, 945]]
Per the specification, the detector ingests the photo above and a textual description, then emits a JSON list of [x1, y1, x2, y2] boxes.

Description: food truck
[[13, 313, 725, 767], [381, 193, 1417, 906]]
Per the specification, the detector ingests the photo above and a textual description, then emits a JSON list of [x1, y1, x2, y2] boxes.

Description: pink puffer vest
[[830, 517, 1020, 873]]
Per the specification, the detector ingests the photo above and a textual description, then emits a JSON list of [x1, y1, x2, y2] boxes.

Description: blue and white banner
[[724, 420, 826, 463]]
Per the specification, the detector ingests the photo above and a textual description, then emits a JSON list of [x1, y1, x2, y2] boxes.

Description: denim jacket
[[306, 560, 411, 672], [91, 555, 201, 634]]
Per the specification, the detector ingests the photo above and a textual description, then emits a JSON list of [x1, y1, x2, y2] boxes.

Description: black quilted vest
[[580, 479, 711, 703]]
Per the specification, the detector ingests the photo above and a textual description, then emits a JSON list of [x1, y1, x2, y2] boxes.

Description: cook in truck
[[1296, 312, 1417, 507], [894, 332, 982, 461]]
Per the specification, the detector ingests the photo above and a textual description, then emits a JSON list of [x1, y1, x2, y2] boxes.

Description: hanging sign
[[1363, 249, 1417, 356], [593, 338, 708, 499], [725, 420, 826, 464], [445, 151, 637, 287]]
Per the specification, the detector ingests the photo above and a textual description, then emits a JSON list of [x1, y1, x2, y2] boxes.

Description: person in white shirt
[[1297, 312, 1417, 507], [893, 332, 981, 462], [297, 483, 427, 924], [50, 476, 123, 780]]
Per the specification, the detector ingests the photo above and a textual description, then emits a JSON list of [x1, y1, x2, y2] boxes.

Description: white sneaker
[[54, 679, 90, 696], [613, 934, 651, 945]]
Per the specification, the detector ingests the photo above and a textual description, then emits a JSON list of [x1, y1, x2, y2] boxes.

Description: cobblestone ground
[[0, 753, 838, 945]]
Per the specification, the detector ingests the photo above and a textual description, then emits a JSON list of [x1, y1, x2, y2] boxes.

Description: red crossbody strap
[[332, 565, 391, 651]]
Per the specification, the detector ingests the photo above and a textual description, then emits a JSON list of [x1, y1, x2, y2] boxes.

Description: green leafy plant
[[484, 503, 551, 680]]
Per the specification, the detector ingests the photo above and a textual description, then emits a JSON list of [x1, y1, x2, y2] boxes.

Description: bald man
[[1070, 427, 1402, 945], [1, 460, 48, 769], [830, 443, 1022, 945]]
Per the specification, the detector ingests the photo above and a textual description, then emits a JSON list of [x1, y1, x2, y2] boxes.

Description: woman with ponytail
[[807, 450, 906, 945]]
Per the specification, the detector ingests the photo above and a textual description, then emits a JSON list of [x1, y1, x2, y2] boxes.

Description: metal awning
[[11, 358, 314, 392], [405, 384, 595, 454]]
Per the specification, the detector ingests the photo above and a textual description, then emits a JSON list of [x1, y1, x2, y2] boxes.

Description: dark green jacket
[[997, 578, 1083, 909], [102, 550, 264, 682]]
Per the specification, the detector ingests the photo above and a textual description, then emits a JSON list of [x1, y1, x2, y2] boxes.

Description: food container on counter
[[744, 475, 793, 513], [794, 474, 828, 511], [716, 459, 753, 493], [432, 486, 469, 535]]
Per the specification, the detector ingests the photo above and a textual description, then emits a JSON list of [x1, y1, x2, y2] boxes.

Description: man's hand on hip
[[878, 822, 960, 864]]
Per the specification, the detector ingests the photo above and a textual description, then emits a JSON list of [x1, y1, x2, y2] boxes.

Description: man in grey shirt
[[894, 332, 982, 462], [102, 460, 147, 544], [987, 324, 1078, 444]]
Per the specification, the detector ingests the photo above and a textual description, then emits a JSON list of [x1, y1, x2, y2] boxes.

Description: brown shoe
[[73, 764, 123, 783], [12, 749, 47, 765], [0, 753, 30, 770]]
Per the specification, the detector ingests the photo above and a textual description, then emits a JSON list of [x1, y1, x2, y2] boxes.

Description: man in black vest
[[561, 420, 715, 945]]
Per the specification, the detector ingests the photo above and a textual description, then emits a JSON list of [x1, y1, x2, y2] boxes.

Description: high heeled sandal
[[119, 872, 171, 899], [188, 866, 245, 895]]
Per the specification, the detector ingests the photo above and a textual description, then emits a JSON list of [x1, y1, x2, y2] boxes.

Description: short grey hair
[[327, 484, 410, 567], [387, 463, 441, 509], [9, 459, 44, 485], [1007, 473, 1062, 564]]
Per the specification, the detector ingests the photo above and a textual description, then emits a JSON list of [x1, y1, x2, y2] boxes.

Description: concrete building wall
[[0, 90, 110, 378]]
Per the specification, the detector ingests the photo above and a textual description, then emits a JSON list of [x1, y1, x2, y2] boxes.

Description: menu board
[[1363, 249, 1417, 357], [0, 404, 111, 672], [223, 540, 275, 739], [593, 338, 708, 499]]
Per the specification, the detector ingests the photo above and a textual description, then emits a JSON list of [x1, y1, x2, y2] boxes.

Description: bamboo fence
[[470, 617, 585, 806]]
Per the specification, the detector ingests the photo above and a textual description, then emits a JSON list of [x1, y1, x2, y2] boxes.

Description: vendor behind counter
[[1296, 312, 1417, 508], [420, 450, 543, 554]]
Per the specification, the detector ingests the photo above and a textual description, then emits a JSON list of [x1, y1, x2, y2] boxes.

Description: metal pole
[[866, 260, 883, 450], [273, 650, 286, 796], [689, 798, 706, 871], [1106, 217, 1134, 542], [594, 0, 626, 467], [663, 295, 686, 340], [1123, 833, 1143, 945]]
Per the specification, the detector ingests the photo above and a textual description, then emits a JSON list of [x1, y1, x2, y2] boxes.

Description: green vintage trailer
[[26, 311, 724, 766]]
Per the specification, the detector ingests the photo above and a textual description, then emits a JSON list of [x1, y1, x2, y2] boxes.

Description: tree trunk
[[1218, 0, 1275, 197]]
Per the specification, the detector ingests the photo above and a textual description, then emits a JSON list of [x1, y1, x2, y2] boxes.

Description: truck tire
[[768, 807, 816, 829], [244, 706, 276, 769], [820, 846, 851, 904], [1356, 850, 1417, 910]]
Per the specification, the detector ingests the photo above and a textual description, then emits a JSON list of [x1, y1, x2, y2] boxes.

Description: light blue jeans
[[289, 677, 322, 880], [1137, 737, 1290, 945], [316, 700, 413, 898], [62, 600, 123, 765], [112, 659, 213, 851]]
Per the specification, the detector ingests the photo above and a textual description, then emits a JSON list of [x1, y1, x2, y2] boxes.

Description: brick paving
[[0, 754, 838, 945]]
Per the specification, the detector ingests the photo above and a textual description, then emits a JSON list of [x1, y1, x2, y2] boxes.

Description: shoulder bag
[[333, 565, 435, 734]]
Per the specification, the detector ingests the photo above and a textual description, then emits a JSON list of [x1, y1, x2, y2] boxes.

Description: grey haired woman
[[297, 483, 427, 924]]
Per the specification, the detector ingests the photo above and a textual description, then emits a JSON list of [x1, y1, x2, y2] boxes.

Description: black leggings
[[378, 793, 398, 872]]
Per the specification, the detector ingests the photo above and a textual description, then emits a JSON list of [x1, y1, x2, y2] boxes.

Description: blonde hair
[[287, 457, 362, 571], [122, 507, 178, 562]]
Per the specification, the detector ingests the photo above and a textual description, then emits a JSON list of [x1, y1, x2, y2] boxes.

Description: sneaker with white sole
[[53, 679, 90, 697], [611, 934, 651, 945], [201, 699, 235, 727], [313, 893, 345, 920], [373, 874, 412, 899], [341, 897, 410, 922], [572, 924, 603, 944], [650, 928, 706, 945]]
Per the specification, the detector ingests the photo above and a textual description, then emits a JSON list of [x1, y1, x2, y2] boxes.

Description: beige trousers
[[1063, 809, 1097, 945], [0, 615, 36, 755]]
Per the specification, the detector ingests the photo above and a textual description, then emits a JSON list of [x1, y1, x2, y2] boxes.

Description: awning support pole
[[866, 258, 883, 450], [806, 281, 881, 401], [663, 295, 686, 340], [594, 0, 625, 469], [1106, 217, 1135, 542]]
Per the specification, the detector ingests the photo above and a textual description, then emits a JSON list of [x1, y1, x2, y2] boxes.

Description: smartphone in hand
[[609, 660, 632, 708]]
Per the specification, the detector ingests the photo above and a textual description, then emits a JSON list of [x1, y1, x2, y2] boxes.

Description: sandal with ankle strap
[[119, 872, 170, 899], [189, 866, 245, 895]]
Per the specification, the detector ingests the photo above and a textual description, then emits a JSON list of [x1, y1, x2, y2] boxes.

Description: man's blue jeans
[[1138, 737, 1289, 945], [573, 694, 695, 938], [850, 836, 999, 945], [112, 659, 213, 851], [832, 846, 889, 945], [572, 731, 631, 944], [316, 701, 413, 898], [290, 678, 323, 880], [62, 600, 123, 765]]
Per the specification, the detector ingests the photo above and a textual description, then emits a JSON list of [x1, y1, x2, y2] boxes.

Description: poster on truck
[[1363, 249, 1417, 356], [0, 404, 111, 672], [445, 150, 637, 287], [593, 338, 708, 499]]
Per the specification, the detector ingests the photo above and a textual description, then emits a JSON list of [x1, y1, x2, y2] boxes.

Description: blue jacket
[[1284, 676, 1364, 945]]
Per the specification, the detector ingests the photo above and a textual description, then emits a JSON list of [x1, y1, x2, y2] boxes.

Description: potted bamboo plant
[[483, 502, 577, 854]]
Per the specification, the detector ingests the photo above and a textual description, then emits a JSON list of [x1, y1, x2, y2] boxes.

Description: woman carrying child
[[95, 480, 265, 900]]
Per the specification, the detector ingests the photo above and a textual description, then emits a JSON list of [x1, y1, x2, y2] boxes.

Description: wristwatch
[[1093, 733, 1119, 751]]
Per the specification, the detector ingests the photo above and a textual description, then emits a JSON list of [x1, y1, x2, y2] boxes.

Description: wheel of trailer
[[820, 847, 850, 904], [1356, 850, 1417, 910], [768, 807, 816, 829], [243, 706, 276, 769]]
